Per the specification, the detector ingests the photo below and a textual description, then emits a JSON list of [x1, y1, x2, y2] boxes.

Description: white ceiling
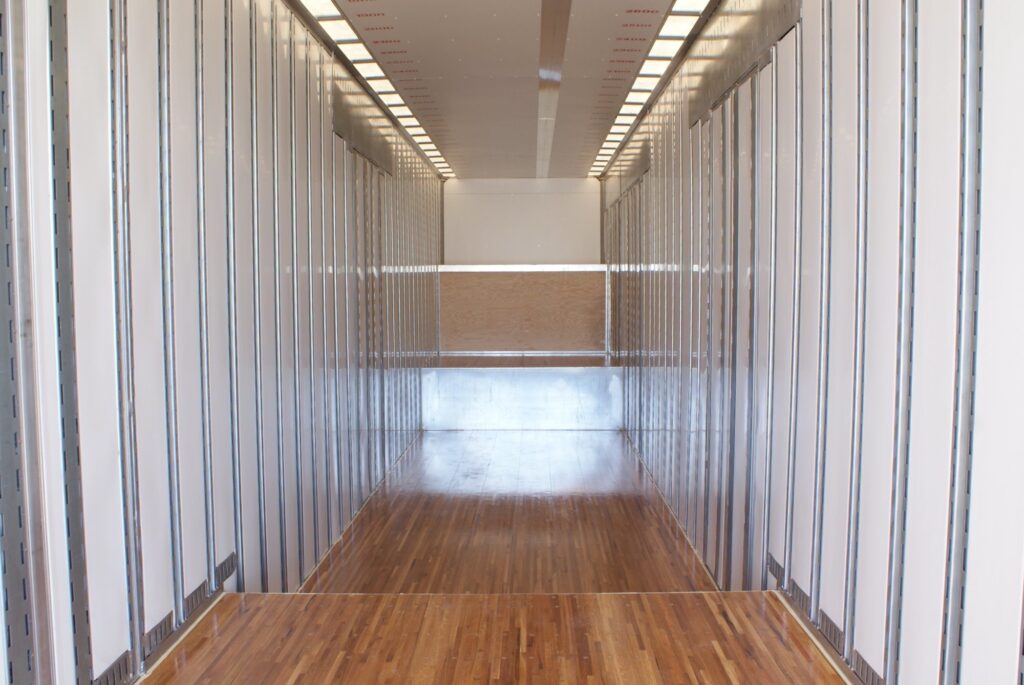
[[337, 0, 675, 178]]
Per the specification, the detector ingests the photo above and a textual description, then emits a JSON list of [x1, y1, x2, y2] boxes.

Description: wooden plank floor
[[145, 431, 843, 683], [146, 592, 843, 684], [301, 431, 716, 594]]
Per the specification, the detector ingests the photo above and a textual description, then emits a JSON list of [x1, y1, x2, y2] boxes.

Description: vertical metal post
[[157, 0, 187, 623], [195, 0, 219, 594], [843, 0, 871, 659], [224, 0, 247, 591], [782, 23, 804, 593], [45, 0, 93, 677], [109, 0, 144, 673], [939, 0, 982, 680], [1, 1, 57, 680], [249, 0, 269, 594], [288, 18, 305, 581], [270, 0, 290, 593], [810, 0, 834, 620], [760, 47, 779, 592], [883, 0, 919, 677]]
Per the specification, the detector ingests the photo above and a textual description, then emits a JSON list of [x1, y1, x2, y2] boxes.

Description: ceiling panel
[[335, 0, 675, 178]]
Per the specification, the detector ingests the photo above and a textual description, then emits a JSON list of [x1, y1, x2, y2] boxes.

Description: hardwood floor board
[[143, 592, 843, 684], [302, 431, 715, 594]]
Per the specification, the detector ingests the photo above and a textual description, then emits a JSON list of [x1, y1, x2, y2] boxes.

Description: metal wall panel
[[169, 0, 212, 612], [201, 0, 239, 587], [254, 0, 283, 593], [732, 76, 755, 591], [126, 0, 175, 637], [230, 0, 263, 593], [750, 60, 775, 592], [789, 0, 825, 612], [308, 49, 328, 563], [604, 1, 1003, 680], [275, 9, 301, 592], [292, 25, 315, 577], [706, 105, 724, 580], [896, 0, 965, 680], [849, 0, 903, 675], [958, 1, 1024, 680], [66, 0, 133, 674], [767, 27, 798, 583], [49, 0, 442, 679], [817, 0, 859, 641]]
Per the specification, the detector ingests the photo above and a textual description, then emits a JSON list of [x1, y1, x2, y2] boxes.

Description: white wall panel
[[308, 51, 329, 562], [53, 0, 442, 676], [767, 28, 798, 580], [790, 0, 824, 607], [732, 77, 755, 590], [696, 118, 711, 558], [817, 0, 858, 636], [231, 0, 263, 592], [851, 0, 903, 673], [276, 10, 301, 591], [958, 1, 1024, 682], [254, 0, 283, 593], [127, 0, 175, 633], [706, 105, 724, 579], [293, 27, 316, 577], [685, 123, 701, 541], [66, 0, 132, 671], [324, 65, 341, 542], [201, 0, 237, 578], [170, 0, 212, 604], [444, 179, 600, 265], [750, 62, 774, 591], [897, 1, 964, 680]]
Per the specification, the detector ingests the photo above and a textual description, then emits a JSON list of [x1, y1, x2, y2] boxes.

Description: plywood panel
[[148, 592, 843, 685], [439, 271, 605, 352]]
